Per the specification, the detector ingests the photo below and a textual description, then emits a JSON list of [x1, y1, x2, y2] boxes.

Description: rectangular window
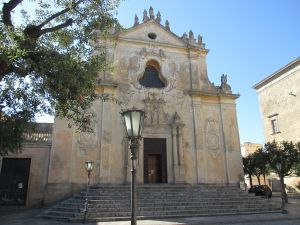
[[271, 118, 279, 134]]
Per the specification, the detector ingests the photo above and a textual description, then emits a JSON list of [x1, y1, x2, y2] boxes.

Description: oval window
[[148, 33, 157, 40]]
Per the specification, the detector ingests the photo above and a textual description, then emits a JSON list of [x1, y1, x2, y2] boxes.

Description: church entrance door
[[143, 138, 167, 184], [147, 154, 161, 183]]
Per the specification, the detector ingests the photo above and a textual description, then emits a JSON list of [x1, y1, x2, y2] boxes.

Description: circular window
[[148, 33, 157, 40]]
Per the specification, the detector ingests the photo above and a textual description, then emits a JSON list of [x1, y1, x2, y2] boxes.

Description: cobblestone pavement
[[0, 197, 299, 225]]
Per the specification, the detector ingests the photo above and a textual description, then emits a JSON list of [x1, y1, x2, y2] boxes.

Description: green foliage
[[0, 0, 122, 155], [294, 162, 300, 176], [242, 140, 300, 188], [0, 109, 35, 155], [243, 155, 255, 176], [263, 140, 300, 203], [242, 154, 255, 186], [264, 140, 300, 177], [252, 148, 270, 184]]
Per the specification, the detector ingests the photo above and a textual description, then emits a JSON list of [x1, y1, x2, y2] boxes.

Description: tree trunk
[[280, 175, 288, 203], [263, 174, 266, 185], [256, 175, 261, 185], [249, 175, 253, 187]]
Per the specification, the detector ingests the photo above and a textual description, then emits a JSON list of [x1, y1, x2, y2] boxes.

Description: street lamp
[[276, 161, 285, 211], [121, 109, 145, 225], [82, 161, 94, 224]]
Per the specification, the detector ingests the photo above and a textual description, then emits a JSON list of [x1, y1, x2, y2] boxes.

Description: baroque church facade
[[45, 8, 243, 204]]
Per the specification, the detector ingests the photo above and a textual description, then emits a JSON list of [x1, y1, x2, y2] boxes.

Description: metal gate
[[0, 158, 31, 205]]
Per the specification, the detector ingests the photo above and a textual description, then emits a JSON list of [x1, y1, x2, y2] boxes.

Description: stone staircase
[[43, 184, 282, 222]]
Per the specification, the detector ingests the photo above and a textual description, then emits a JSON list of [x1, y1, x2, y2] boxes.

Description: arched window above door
[[139, 61, 166, 88]]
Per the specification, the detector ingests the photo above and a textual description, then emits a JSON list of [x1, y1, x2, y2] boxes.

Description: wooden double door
[[143, 138, 167, 184]]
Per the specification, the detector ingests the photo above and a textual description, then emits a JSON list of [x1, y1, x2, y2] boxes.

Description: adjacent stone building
[[0, 124, 52, 207], [240, 142, 262, 157], [253, 56, 300, 143], [253, 56, 300, 192], [1, 8, 244, 207]]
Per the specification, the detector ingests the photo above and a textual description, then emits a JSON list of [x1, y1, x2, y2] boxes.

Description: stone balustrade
[[23, 123, 53, 143]]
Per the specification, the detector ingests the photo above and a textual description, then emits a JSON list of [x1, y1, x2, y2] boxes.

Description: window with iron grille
[[139, 65, 166, 88]]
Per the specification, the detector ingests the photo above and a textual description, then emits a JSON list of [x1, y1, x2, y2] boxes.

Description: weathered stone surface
[[254, 57, 300, 143], [45, 11, 243, 203]]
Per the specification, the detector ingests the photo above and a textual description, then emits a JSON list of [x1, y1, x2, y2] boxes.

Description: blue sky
[[28, 0, 300, 144], [115, 0, 300, 144]]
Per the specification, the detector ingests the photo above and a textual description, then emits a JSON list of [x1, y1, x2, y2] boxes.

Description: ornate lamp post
[[121, 109, 145, 225], [276, 161, 285, 211], [82, 161, 94, 224]]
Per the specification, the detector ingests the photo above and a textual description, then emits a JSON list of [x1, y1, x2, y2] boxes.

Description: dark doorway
[[0, 158, 31, 205], [144, 138, 167, 183]]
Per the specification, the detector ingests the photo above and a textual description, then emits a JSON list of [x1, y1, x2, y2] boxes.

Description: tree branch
[[2, 0, 23, 27], [40, 19, 73, 35], [38, 8, 70, 28], [37, 0, 84, 28]]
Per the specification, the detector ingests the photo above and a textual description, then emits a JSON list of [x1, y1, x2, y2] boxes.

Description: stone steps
[[52, 203, 278, 213], [43, 184, 282, 222], [60, 200, 276, 208]]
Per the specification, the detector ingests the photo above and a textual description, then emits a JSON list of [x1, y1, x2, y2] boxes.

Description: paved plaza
[[0, 196, 300, 225]]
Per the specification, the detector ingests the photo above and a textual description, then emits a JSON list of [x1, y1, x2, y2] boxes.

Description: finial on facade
[[156, 11, 161, 23], [198, 34, 202, 45], [149, 6, 154, 19], [188, 30, 195, 45], [165, 20, 170, 31], [189, 30, 194, 40], [182, 32, 188, 42], [134, 14, 139, 26], [143, 9, 149, 22]]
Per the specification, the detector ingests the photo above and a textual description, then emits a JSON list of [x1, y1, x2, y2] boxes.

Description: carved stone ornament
[[220, 74, 232, 94], [143, 92, 169, 125], [128, 50, 179, 92], [205, 119, 220, 157], [156, 11, 161, 23], [77, 131, 97, 156], [163, 62, 178, 92], [143, 9, 149, 22], [149, 6, 154, 19], [139, 47, 166, 61], [182, 32, 188, 43], [165, 20, 170, 31], [173, 112, 181, 124], [134, 14, 139, 26]]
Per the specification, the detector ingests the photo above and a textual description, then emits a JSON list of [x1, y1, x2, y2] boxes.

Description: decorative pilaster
[[172, 112, 185, 183], [172, 125, 178, 166], [178, 126, 184, 166]]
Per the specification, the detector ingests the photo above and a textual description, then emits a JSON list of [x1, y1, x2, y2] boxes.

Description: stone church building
[[0, 8, 243, 207]]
